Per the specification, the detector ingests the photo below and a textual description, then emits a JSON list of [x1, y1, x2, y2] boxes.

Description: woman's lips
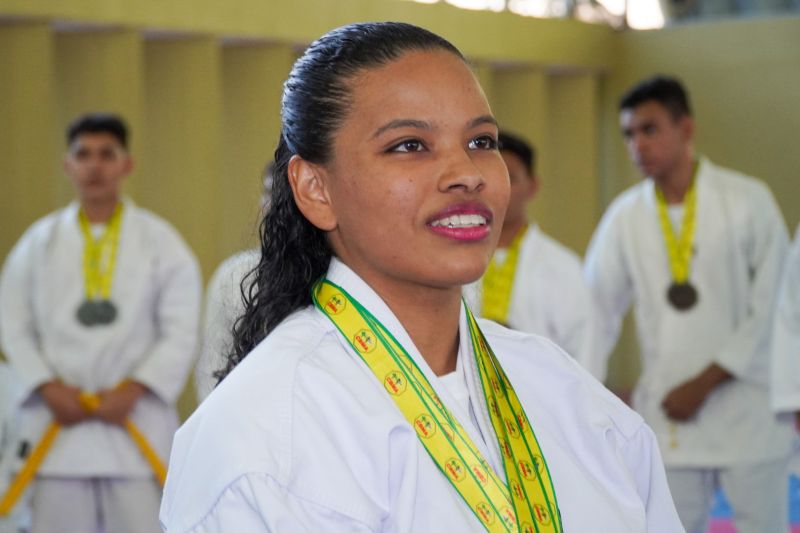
[[427, 204, 493, 242]]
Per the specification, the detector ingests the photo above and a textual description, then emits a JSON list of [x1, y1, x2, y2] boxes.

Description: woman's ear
[[287, 155, 338, 231]]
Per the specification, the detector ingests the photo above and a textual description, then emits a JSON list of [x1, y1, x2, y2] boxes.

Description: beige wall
[[1, 0, 797, 412]]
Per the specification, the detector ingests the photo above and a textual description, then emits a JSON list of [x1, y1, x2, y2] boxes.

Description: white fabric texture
[[465, 225, 602, 379], [0, 199, 202, 477], [772, 224, 800, 413], [29, 477, 162, 533], [195, 249, 260, 402], [160, 258, 683, 532], [584, 157, 793, 467]]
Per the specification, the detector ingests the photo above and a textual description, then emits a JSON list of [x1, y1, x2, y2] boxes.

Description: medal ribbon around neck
[[481, 226, 528, 325], [654, 174, 697, 285], [78, 203, 124, 300], [314, 280, 562, 533]]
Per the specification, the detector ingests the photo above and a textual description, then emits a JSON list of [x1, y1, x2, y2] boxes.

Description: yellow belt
[[0, 386, 166, 516]]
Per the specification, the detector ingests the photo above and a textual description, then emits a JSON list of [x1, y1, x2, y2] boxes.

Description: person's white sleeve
[[621, 424, 685, 533], [164, 473, 376, 533], [195, 265, 233, 402], [130, 233, 202, 404], [715, 189, 788, 381], [554, 263, 605, 381], [584, 206, 633, 380], [0, 233, 56, 398], [771, 228, 800, 412]]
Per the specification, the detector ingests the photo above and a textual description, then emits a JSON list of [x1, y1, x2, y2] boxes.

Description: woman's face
[[321, 49, 509, 295]]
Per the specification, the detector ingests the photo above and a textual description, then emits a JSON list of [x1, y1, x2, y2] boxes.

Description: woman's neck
[[372, 279, 462, 376]]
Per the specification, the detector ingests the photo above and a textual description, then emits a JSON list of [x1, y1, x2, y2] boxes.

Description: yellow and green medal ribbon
[[314, 280, 562, 533], [78, 203, 124, 301], [655, 183, 696, 284], [481, 226, 528, 325]]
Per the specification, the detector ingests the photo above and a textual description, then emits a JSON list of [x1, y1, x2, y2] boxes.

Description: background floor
[[708, 475, 800, 532]]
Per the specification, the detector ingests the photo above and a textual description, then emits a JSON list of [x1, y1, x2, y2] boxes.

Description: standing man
[[0, 113, 201, 532], [585, 75, 792, 533], [467, 131, 599, 378]]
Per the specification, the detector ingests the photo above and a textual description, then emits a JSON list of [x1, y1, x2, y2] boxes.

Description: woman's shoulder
[[480, 320, 645, 442]]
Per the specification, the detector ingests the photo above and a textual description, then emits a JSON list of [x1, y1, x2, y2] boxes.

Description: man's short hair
[[498, 131, 536, 176], [619, 75, 692, 120], [66, 113, 128, 149]]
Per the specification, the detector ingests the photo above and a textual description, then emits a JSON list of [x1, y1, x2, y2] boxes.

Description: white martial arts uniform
[[584, 157, 792, 533], [0, 199, 201, 532], [195, 249, 259, 402], [0, 363, 26, 533], [161, 258, 683, 532], [772, 224, 800, 414], [465, 224, 601, 379]]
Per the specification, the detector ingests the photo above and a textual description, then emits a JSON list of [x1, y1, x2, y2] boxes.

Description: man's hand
[[39, 381, 90, 426], [661, 363, 732, 421], [94, 381, 147, 426]]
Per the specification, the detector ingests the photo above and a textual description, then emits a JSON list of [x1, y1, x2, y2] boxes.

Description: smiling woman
[[159, 21, 684, 533]]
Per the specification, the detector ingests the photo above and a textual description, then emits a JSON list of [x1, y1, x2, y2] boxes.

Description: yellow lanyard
[[655, 177, 697, 284], [0, 382, 166, 517], [314, 280, 562, 533], [78, 203, 123, 300], [481, 226, 528, 325]]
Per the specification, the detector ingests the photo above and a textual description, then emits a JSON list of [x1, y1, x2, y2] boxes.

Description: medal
[[667, 282, 698, 311], [76, 204, 123, 327], [655, 165, 699, 312], [75, 299, 118, 326]]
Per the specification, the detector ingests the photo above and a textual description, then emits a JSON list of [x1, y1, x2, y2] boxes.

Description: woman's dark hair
[[217, 22, 464, 379]]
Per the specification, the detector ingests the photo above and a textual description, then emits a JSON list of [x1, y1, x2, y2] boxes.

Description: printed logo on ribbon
[[500, 506, 517, 529], [511, 479, 525, 501], [383, 371, 407, 395], [504, 417, 520, 439], [353, 329, 376, 354], [475, 502, 495, 525], [522, 522, 536, 533], [470, 462, 489, 486], [324, 293, 346, 315], [534, 503, 552, 526], [414, 414, 436, 439], [445, 457, 466, 482], [518, 459, 536, 481]]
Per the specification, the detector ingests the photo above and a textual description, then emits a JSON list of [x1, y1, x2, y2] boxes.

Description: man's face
[[500, 150, 537, 231], [620, 100, 692, 181], [64, 132, 131, 205]]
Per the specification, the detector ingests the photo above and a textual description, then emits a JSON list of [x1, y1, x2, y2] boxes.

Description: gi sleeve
[[162, 473, 377, 533], [715, 186, 788, 382], [771, 227, 800, 412], [130, 227, 202, 404], [0, 230, 57, 398], [621, 424, 685, 533], [584, 203, 634, 381]]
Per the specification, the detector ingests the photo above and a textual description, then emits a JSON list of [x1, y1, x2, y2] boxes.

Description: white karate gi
[[161, 258, 683, 532], [0, 199, 201, 532], [772, 224, 800, 413], [465, 225, 601, 379], [195, 249, 259, 402], [584, 157, 792, 532]]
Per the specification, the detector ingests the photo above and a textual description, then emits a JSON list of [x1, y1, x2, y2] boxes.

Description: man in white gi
[[466, 132, 599, 377], [584, 75, 792, 533], [772, 225, 800, 423], [0, 113, 201, 532]]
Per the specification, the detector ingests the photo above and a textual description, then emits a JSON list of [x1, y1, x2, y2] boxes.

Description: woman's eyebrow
[[467, 115, 498, 129], [371, 119, 431, 139]]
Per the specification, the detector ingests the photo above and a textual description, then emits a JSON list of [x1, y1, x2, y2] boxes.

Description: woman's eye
[[468, 135, 498, 150], [390, 139, 425, 153]]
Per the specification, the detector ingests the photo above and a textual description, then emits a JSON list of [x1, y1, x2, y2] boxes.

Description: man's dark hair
[[498, 131, 536, 176], [619, 75, 692, 120], [66, 113, 128, 148]]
